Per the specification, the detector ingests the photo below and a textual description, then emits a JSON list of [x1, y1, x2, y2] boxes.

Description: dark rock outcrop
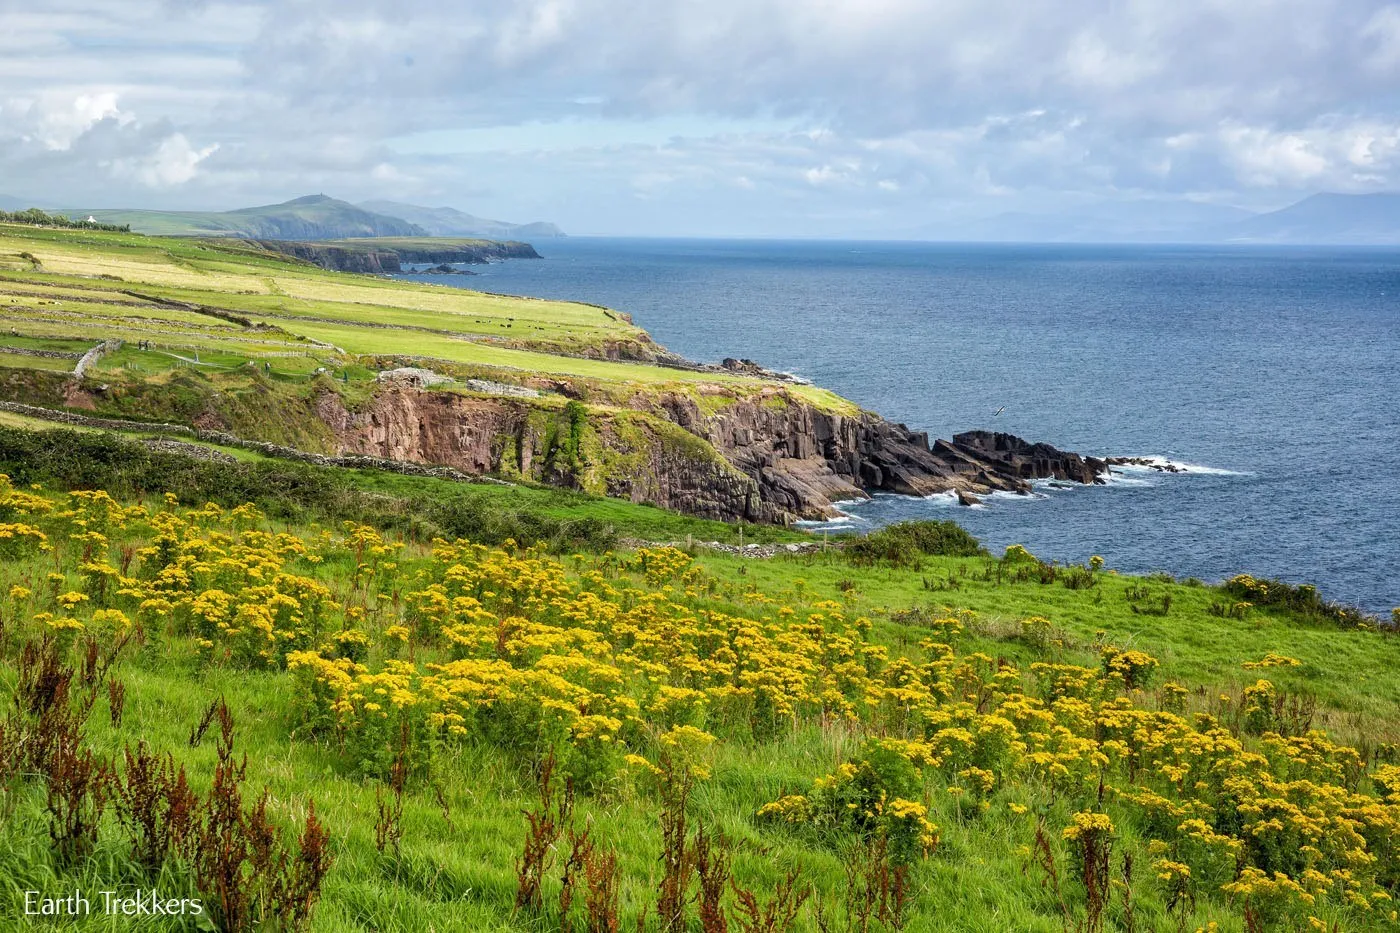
[[255, 239, 540, 274], [1106, 456, 1184, 473], [950, 431, 1108, 486], [647, 390, 1110, 521], [419, 263, 476, 275]]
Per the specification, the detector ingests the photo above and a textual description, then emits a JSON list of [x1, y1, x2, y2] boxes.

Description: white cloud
[[1219, 125, 1330, 186], [1200, 119, 1400, 188], [1362, 5, 1400, 71], [2, 0, 1400, 231], [130, 133, 219, 186], [3, 90, 132, 150]]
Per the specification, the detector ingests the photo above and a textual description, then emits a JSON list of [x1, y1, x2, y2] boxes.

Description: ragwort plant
[[4, 476, 1400, 931]]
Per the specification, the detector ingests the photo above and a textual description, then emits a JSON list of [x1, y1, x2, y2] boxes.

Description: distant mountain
[[74, 195, 428, 239], [359, 200, 564, 238], [1218, 193, 1400, 244], [0, 195, 36, 212], [912, 201, 1257, 243]]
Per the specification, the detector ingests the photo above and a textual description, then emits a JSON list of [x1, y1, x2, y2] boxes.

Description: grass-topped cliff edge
[[0, 222, 1105, 525], [0, 221, 867, 523]]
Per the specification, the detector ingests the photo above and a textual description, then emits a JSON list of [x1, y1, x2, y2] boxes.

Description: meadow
[[0, 434, 1396, 932]]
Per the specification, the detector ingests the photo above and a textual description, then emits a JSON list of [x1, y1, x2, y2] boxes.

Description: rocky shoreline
[[658, 386, 1112, 521], [255, 239, 540, 274]]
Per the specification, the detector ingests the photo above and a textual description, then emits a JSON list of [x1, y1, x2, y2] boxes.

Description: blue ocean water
[[397, 239, 1400, 613]]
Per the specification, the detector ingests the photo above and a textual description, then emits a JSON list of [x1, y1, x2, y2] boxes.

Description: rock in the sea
[[956, 489, 982, 507], [420, 263, 476, 275], [1106, 456, 1184, 473], [951, 430, 1109, 486]]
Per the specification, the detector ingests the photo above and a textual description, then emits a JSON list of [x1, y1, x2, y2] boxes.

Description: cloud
[[34, 92, 129, 149], [2, 0, 1400, 231], [112, 132, 220, 186], [1362, 5, 1400, 71]]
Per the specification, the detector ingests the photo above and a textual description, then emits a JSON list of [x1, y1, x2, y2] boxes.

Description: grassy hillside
[[0, 436, 1395, 932], [0, 219, 854, 492], [74, 195, 427, 239], [0, 220, 860, 521], [0, 221, 844, 390]]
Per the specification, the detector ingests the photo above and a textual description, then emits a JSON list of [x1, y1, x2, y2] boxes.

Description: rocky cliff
[[650, 392, 1107, 519], [312, 388, 770, 521], [314, 383, 1107, 524], [256, 239, 541, 274]]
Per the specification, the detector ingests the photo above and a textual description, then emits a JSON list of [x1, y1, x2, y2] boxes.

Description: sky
[[2, 0, 1400, 236]]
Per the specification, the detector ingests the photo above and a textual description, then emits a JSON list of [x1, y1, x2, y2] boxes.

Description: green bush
[[847, 520, 986, 567], [422, 490, 617, 552], [1223, 573, 1377, 631], [0, 208, 130, 232]]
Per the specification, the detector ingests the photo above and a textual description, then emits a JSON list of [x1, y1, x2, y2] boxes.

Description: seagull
[[993, 406, 1006, 417]]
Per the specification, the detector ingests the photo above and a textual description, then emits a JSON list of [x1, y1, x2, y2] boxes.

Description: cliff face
[[314, 389, 769, 522], [314, 385, 1107, 524], [652, 392, 1107, 520], [256, 240, 541, 274]]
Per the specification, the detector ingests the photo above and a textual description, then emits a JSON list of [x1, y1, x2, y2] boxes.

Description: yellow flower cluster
[[1062, 810, 1114, 842], [5, 480, 1398, 926], [5, 488, 343, 669], [1242, 653, 1303, 670]]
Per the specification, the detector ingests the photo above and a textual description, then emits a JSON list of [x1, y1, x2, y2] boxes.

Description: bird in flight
[[993, 406, 1005, 417]]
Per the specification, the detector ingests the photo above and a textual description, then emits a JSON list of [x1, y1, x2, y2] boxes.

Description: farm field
[[0, 224, 860, 419]]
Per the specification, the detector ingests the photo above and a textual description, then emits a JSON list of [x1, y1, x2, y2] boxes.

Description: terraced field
[[0, 223, 838, 394]]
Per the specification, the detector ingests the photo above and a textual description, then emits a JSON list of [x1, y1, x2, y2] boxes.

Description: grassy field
[[0, 223, 855, 413], [0, 433, 1395, 932], [0, 224, 646, 349]]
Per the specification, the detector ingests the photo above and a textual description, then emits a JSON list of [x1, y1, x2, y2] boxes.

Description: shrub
[[1062, 811, 1115, 933], [1224, 573, 1377, 631], [847, 521, 985, 567], [1061, 565, 1097, 590], [1100, 647, 1159, 690]]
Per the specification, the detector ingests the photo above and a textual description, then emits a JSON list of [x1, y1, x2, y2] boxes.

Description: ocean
[[395, 239, 1400, 614]]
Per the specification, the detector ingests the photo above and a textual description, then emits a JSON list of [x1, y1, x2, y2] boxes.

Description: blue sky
[[2, 0, 1400, 235]]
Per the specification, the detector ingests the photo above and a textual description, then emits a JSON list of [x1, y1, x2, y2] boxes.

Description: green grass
[[276, 318, 737, 384], [0, 352, 72, 372], [700, 550, 1400, 742], [0, 456, 1390, 931]]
